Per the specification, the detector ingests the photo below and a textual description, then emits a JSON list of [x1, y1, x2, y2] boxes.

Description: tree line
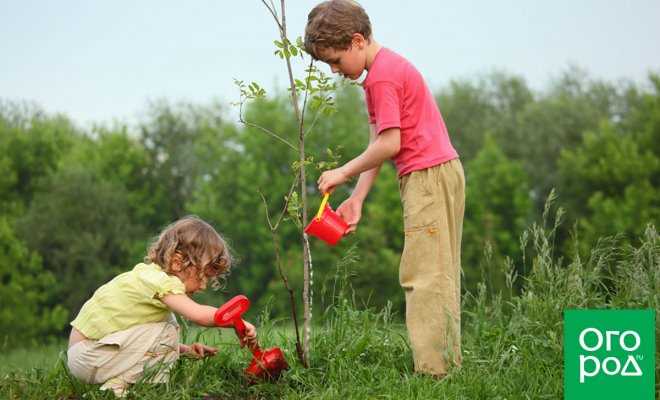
[[1, 68, 658, 347]]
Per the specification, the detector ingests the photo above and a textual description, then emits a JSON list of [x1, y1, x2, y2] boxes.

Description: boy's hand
[[336, 197, 363, 234], [241, 320, 258, 348], [180, 342, 218, 358], [318, 167, 349, 195]]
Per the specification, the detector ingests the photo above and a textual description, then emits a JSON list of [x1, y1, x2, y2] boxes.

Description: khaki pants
[[67, 317, 180, 397], [398, 159, 465, 376]]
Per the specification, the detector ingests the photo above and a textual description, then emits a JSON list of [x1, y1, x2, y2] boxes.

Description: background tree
[[138, 101, 217, 229], [558, 74, 660, 252], [462, 135, 532, 293], [0, 217, 67, 348], [17, 166, 141, 315], [0, 102, 77, 215]]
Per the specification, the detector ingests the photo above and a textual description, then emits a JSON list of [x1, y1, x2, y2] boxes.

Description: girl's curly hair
[[145, 216, 233, 290]]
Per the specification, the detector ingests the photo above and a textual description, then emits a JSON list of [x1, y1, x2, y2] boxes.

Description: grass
[[1, 206, 658, 399], [0, 343, 64, 375]]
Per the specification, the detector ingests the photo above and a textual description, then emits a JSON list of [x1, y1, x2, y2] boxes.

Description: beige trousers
[[67, 317, 180, 397], [398, 159, 465, 376]]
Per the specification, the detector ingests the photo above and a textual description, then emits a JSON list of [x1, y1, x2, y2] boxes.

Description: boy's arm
[[317, 126, 400, 194], [333, 125, 383, 233], [350, 124, 383, 202]]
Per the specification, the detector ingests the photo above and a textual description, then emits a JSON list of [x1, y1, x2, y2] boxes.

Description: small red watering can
[[214, 295, 289, 381], [304, 193, 349, 246]]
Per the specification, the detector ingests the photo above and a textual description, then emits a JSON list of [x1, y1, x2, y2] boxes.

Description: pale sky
[[1, 0, 659, 127]]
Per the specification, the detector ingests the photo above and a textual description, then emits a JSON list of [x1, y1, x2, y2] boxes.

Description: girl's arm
[[179, 343, 218, 358], [161, 294, 258, 345], [161, 294, 217, 326]]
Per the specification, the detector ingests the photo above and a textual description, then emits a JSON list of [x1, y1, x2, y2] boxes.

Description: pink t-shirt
[[363, 47, 458, 176]]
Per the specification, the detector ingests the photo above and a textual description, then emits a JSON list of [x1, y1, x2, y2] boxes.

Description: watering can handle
[[234, 318, 246, 338], [234, 318, 261, 354], [214, 295, 250, 327], [315, 193, 330, 220]]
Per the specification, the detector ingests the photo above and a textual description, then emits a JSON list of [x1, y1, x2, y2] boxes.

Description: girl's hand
[[180, 342, 218, 358], [241, 321, 258, 348]]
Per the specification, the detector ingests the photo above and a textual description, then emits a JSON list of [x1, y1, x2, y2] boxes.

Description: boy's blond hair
[[145, 216, 232, 289], [304, 0, 371, 60]]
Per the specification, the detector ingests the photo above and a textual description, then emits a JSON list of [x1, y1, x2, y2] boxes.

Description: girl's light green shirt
[[71, 262, 186, 340]]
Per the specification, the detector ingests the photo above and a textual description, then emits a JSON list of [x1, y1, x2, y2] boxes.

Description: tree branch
[[258, 172, 299, 232], [238, 101, 297, 151], [261, 0, 284, 32]]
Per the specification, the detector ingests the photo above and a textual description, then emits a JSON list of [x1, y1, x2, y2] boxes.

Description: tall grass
[[1, 199, 658, 399]]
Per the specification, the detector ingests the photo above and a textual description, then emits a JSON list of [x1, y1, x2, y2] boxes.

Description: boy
[[305, 0, 465, 377]]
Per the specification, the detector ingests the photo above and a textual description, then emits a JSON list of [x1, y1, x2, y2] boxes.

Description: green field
[[0, 343, 65, 376]]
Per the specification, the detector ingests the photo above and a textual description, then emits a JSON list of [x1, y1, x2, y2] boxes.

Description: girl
[[67, 216, 257, 397]]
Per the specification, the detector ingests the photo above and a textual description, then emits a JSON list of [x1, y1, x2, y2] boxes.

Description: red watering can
[[304, 193, 349, 246], [214, 295, 288, 381]]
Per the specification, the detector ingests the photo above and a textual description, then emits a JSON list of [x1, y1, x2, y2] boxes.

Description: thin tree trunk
[[261, 0, 313, 366], [278, 0, 312, 366]]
